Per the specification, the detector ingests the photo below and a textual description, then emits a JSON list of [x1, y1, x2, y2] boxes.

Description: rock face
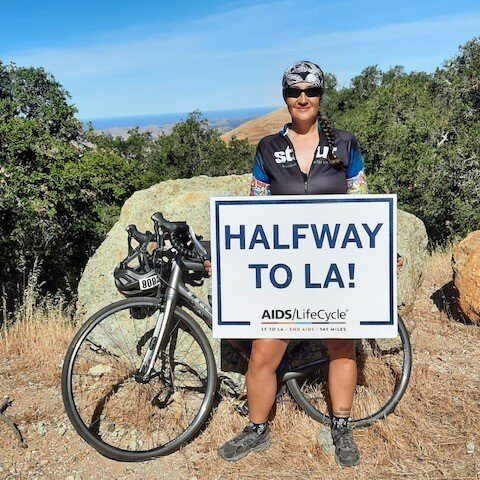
[[76, 174, 428, 393], [396, 209, 429, 319], [76, 174, 250, 321], [452, 230, 480, 325]]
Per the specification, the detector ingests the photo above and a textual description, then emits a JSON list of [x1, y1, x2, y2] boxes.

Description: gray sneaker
[[331, 427, 360, 467], [218, 422, 271, 461]]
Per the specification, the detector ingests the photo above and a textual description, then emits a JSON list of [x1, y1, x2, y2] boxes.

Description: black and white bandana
[[282, 60, 325, 91]]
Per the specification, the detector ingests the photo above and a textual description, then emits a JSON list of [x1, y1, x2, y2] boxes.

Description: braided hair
[[317, 109, 344, 170]]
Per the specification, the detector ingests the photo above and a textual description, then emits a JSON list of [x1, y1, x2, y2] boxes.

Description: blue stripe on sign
[[216, 200, 250, 326], [359, 197, 395, 326]]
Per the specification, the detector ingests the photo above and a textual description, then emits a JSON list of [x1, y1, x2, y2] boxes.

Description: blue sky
[[1, 0, 479, 119]]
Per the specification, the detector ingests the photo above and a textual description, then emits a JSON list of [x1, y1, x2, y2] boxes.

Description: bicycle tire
[[286, 314, 412, 428], [61, 297, 217, 461]]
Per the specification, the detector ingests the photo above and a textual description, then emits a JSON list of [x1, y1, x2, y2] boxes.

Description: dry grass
[[0, 249, 479, 479], [0, 261, 76, 386]]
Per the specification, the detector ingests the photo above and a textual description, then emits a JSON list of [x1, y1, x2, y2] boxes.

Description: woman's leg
[[325, 339, 361, 467], [325, 339, 357, 419], [218, 338, 289, 461], [246, 338, 290, 423]]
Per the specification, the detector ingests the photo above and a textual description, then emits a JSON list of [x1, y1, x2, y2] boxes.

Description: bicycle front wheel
[[286, 314, 412, 428], [61, 297, 217, 461]]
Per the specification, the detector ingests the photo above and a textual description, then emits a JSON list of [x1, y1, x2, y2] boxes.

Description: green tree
[[147, 109, 254, 180], [324, 37, 480, 246], [0, 63, 147, 309], [2, 37, 479, 314]]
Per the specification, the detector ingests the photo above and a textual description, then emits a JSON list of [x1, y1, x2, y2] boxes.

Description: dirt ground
[[1, 249, 479, 479]]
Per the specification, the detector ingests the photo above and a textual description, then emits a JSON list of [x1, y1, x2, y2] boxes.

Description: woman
[[203, 60, 403, 468]]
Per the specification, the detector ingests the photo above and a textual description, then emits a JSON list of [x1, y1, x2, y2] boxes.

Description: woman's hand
[[397, 255, 404, 274], [147, 241, 158, 254], [203, 259, 212, 276]]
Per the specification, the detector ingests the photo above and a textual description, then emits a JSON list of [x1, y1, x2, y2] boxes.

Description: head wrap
[[282, 60, 325, 92]]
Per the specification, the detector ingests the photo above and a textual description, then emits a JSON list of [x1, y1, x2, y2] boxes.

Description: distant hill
[[221, 106, 290, 145], [99, 117, 257, 139], [85, 106, 283, 139], [98, 106, 292, 141]]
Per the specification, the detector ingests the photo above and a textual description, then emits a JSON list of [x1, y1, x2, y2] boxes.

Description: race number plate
[[139, 275, 160, 290]]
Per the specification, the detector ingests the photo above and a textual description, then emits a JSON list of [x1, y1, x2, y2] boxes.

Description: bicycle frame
[[137, 256, 212, 381], [137, 254, 329, 384], [129, 211, 334, 385]]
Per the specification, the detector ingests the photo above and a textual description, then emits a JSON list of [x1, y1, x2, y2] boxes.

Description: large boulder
[[452, 231, 480, 325], [396, 210, 429, 319], [75, 174, 251, 396], [76, 174, 428, 393], [75, 174, 249, 322]]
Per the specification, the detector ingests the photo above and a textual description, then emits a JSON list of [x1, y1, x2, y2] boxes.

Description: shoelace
[[333, 429, 357, 452], [230, 426, 255, 441], [230, 426, 263, 446]]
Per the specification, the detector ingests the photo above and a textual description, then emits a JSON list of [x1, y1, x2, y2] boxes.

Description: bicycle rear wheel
[[61, 297, 217, 461], [286, 314, 412, 428]]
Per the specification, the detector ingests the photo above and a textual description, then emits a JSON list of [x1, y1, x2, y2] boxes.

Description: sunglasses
[[283, 86, 323, 98]]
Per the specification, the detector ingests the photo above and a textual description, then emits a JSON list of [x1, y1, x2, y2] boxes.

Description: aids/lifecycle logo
[[261, 307, 349, 321]]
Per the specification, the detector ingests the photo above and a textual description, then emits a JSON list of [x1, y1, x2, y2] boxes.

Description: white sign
[[209, 194, 397, 339]]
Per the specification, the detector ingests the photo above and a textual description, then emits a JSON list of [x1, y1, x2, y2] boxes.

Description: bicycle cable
[[149, 225, 206, 300]]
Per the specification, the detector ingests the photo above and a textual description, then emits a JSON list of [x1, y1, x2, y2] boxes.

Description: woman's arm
[[346, 170, 368, 194], [250, 177, 271, 196], [346, 135, 368, 194], [250, 143, 271, 196]]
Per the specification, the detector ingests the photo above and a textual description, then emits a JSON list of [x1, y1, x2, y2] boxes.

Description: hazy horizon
[[83, 105, 282, 130]]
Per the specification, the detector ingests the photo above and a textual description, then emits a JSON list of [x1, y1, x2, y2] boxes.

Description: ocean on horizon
[[82, 106, 281, 130]]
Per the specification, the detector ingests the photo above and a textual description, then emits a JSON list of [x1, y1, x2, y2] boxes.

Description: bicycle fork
[[137, 259, 183, 382]]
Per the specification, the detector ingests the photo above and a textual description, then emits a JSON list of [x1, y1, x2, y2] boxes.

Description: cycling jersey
[[250, 121, 367, 195]]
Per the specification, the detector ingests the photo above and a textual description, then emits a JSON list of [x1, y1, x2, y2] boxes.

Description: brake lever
[[188, 225, 209, 263]]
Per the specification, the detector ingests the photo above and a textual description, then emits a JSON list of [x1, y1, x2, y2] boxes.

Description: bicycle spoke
[[112, 312, 138, 366], [76, 376, 135, 420], [96, 322, 136, 369], [65, 303, 214, 455]]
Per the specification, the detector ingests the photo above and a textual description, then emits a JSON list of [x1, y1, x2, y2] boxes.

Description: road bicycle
[[61, 212, 412, 462]]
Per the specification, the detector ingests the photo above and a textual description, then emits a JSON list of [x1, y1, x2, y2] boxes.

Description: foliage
[[145, 110, 253, 179], [324, 37, 480, 246], [0, 63, 148, 307]]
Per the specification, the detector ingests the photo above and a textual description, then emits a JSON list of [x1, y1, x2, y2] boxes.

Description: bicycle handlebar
[[169, 225, 208, 263], [151, 212, 186, 233], [125, 212, 208, 265]]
